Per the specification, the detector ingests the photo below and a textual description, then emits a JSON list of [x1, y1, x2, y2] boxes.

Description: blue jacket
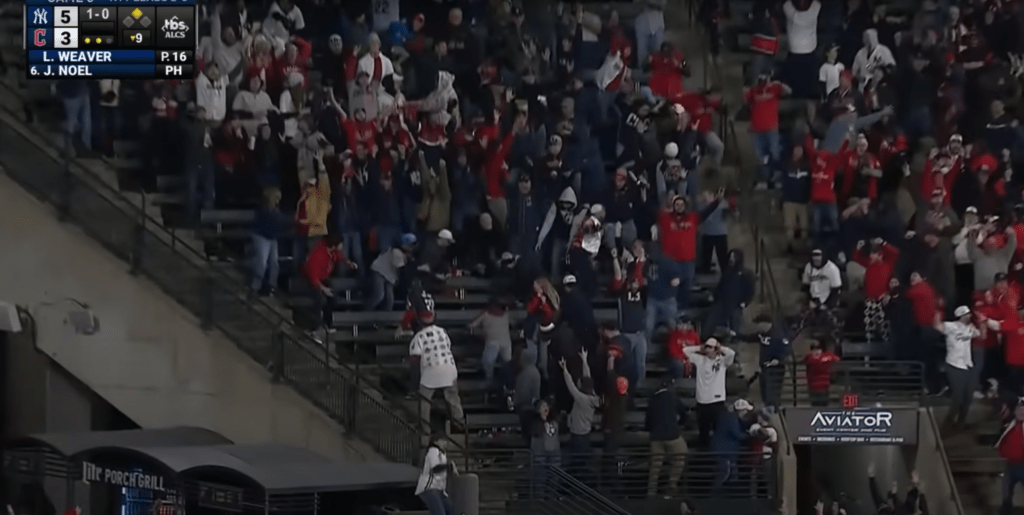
[[711, 411, 750, 455], [507, 190, 543, 245], [750, 324, 791, 366], [252, 206, 286, 240], [714, 249, 755, 308], [780, 159, 811, 204], [645, 387, 689, 441]]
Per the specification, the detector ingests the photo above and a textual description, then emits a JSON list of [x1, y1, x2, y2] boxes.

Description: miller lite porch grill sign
[[785, 407, 919, 445]]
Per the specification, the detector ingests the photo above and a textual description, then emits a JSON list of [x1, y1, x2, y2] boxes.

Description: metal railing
[[924, 407, 966, 515], [784, 360, 925, 407], [0, 92, 438, 465]]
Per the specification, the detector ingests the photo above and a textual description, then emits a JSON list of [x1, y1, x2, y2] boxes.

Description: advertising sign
[[785, 407, 919, 445], [82, 462, 166, 490]]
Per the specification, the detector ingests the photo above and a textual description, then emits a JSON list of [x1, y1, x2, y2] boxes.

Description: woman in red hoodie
[[803, 340, 840, 406]]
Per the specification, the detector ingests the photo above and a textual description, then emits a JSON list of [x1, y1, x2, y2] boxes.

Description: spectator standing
[[294, 172, 332, 268], [748, 410, 779, 501], [744, 74, 790, 166], [986, 304, 1024, 395], [182, 105, 215, 225], [740, 314, 790, 411], [997, 402, 1024, 515], [794, 249, 843, 343], [531, 399, 562, 492], [658, 193, 722, 309], [415, 434, 457, 515], [634, 0, 666, 65], [514, 348, 542, 443], [907, 270, 945, 393], [704, 249, 754, 337], [469, 298, 514, 394], [645, 250, 682, 340], [97, 79, 121, 153], [915, 187, 962, 308], [803, 340, 840, 406], [196, 64, 228, 125], [683, 337, 737, 447], [366, 233, 416, 310], [54, 80, 91, 153], [667, 315, 700, 379], [969, 225, 1017, 294], [850, 29, 895, 90], [780, 145, 811, 251], [249, 188, 285, 295], [559, 350, 600, 478], [611, 248, 649, 382], [645, 376, 689, 496], [302, 235, 356, 342], [818, 44, 844, 99], [852, 238, 899, 345], [936, 305, 982, 428], [781, 0, 821, 99], [409, 313, 465, 433], [711, 399, 753, 493], [698, 191, 731, 273]]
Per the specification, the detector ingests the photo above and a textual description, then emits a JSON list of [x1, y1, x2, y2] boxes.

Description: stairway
[[943, 405, 1022, 515]]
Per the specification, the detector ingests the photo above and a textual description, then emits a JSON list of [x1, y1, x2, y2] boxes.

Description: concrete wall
[[0, 170, 381, 463]]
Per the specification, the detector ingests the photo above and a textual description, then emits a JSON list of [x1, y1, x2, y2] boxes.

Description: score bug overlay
[[24, 0, 196, 80]]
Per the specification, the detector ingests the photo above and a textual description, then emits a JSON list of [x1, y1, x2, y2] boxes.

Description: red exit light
[[843, 393, 859, 409]]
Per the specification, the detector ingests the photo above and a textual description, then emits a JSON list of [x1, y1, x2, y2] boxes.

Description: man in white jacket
[[358, 34, 395, 92], [683, 337, 736, 447], [851, 29, 895, 88]]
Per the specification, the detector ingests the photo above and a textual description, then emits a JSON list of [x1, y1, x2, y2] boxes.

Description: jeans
[[340, 231, 364, 277], [185, 161, 216, 224], [809, 202, 840, 238], [532, 452, 561, 498], [419, 489, 455, 515], [623, 332, 648, 386], [566, 432, 591, 481], [645, 297, 678, 338], [713, 456, 736, 495], [62, 93, 92, 149], [481, 342, 513, 386], [365, 272, 395, 310], [603, 220, 638, 253], [97, 105, 122, 147], [250, 235, 280, 291], [946, 365, 973, 423], [1002, 462, 1024, 515], [752, 130, 780, 165], [634, 22, 664, 65], [676, 260, 696, 309]]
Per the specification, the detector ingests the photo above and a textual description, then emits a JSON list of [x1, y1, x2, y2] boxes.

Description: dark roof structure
[[7, 428, 418, 494]]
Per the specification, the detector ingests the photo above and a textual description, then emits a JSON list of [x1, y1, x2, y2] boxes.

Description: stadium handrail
[[0, 89, 462, 465]]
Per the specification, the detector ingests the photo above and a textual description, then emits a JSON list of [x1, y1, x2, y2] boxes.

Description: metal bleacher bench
[[198, 209, 257, 240]]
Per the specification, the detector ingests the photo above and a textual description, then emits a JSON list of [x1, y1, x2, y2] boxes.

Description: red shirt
[[648, 50, 686, 101], [907, 280, 941, 326], [658, 210, 700, 262], [304, 240, 344, 286], [805, 135, 850, 204], [999, 421, 1024, 464], [678, 92, 720, 134], [484, 133, 514, 198], [527, 292, 558, 327], [745, 82, 782, 133], [919, 154, 963, 204], [853, 244, 899, 299], [993, 284, 1022, 320], [973, 302, 1000, 349], [804, 352, 840, 392], [839, 150, 880, 201], [1002, 316, 1024, 367], [667, 329, 700, 361]]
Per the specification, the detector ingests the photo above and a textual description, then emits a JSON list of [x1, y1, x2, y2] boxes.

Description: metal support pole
[[200, 276, 214, 330], [129, 222, 145, 275], [271, 330, 284, 383], [57, 133, 72, 221]]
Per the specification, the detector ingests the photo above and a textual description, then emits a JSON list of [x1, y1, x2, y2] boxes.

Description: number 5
[[60, 10, 70, 23]]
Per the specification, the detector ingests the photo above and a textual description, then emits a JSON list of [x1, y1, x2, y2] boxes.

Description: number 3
[[60, 32, 70, 45]]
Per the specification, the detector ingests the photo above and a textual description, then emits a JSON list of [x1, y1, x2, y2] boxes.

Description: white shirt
[[943, 321, 979, 370], [98, 79, 120, 107], [749, 423, 779, 458], [410, 325, 459, 388], [683, 346, 736, 404], [802, 261, 842, 304], [196, 74, 228, 122], [357, 52, 396, 82], [263, 1, 305, 43], [415, 446, 450, 495], [818, 62, 845, 96], [953, 225, 977, 265], [371, 0, 400, 33], [279, 90, 300, 139], [851, 45, 896, 88], [782, 0, 820, 54], [232, 89, 274, 136]]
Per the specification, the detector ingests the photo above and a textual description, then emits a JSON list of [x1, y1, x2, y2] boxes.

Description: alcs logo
[[162, 16, 189, 38]]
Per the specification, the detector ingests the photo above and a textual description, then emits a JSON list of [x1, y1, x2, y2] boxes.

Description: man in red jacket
[[658, 193, 721, 308], [986, 302, 1024, 396], [303, 234, 357, 343], [907, 270, 946, 394], [996, 401, 1024, 515], [804, 132, 850, 240], [853, 238, 899, 344]]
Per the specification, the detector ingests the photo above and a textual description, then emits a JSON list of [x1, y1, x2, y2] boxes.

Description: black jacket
[[645, 387, 689, 441]]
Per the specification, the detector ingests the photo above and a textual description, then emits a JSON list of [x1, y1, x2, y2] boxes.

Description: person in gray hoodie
[[560, 348, 601, 479], [967, 225, 1017, 292], [514, 348, 542, 445]]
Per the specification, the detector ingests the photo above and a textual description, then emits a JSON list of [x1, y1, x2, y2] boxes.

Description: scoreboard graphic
[[24, 0, 196, 80]]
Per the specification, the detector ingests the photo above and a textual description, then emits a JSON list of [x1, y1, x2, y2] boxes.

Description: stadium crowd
[[37, 0, 1024, 512]]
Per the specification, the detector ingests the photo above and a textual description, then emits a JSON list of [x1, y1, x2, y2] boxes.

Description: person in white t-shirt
[[851, 28, 896, 89], [683, 337, 736, 447], [195, 64, 228, 124], [935, 305, 982, 427], [232, 76, 275, 137], [781, 0, 821, 98], [415, 434, 458, 515], [794, 249, 843, 342], [410, 314, 465, 432], [818, 44, 844, 98]]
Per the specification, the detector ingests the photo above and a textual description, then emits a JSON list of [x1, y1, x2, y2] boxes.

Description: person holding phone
[[416, 434, 458, 515]]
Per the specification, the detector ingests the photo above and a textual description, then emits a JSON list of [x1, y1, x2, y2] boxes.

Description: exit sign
[[843, 393, 859, 409]]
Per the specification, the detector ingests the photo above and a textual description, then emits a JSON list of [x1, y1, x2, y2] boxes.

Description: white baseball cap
[[734, 399, 754, 412], [562, 275, 577, 285], [438, 229, 455, 242], [954, 305, 971, 318]]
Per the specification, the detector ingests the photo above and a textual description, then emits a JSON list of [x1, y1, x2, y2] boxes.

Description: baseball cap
[[811, 248, 823, 256], [966, 206, 978, 214], [954, 305, 971, 318], [734, 399, 754, 411], [562, 275, 577, 285], [400, 233, 417, 246], [438, 229, 455, 242]]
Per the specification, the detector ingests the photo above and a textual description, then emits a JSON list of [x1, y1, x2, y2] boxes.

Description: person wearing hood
[[851, 29, 895, 89], [704, 249, 755, 338], [537, 186, 586, 277], [645, 375, 689, 496], [739, 314, 791, 411], [968, 224, 1017, 293], [560, 348, 601, 477], [659, 191, 723, 309], [507, 173, 543, 261], [514, 346, 542, 443], [712, 399, 753, 492], [560, 275, 600, 351]]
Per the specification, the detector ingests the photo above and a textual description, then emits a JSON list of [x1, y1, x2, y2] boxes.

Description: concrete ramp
[[0, 170, 380, 462]]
